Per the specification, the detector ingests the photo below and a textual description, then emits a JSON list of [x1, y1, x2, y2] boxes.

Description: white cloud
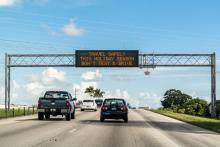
[[109, 74, 136, 81], [63, 19, 84, 37], [105, 89, 130, 99], [26, 68, 67, 97], [81, 70, 102, 81], [30, 67, 66, 84], [0, 68, 101, 105], [105, 89, 138, 105], [25, 82, 45, 97], [104, 89, 155, 108], [0, 0, 19, 7], [42, 67, 65, 81], [138, 92, 163, 108]]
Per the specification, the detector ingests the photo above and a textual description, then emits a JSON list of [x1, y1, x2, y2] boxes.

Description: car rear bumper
[[101, 112, 128, 119], [38, 108, 70, 114], [81, 106, 97, 110]]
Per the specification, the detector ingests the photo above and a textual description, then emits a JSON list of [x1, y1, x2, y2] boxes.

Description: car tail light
[[38, 100, 42, 108], [66, 101, 71, 108], [120, 106, 128, 112], [101, 106, 108, 112]]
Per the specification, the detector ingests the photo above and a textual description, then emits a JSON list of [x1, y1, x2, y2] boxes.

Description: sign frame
[[75, 50, 139, 67]]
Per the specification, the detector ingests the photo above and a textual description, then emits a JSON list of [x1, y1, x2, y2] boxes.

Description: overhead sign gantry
[[4, 51, 217, 117]]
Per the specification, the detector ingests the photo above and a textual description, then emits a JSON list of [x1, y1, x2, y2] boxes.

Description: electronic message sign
[[75, 50, 139, 67]]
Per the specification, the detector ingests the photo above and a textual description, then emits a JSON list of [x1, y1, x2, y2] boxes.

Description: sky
[[0, 0, 219, 108]]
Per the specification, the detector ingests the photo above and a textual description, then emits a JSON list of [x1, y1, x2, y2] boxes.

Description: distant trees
[[161, 89, 210, 117], [84, 86, 105, 98], [161, 89, 192, 108], [93, 89, 105, 98], [85, 86, 95, 97]]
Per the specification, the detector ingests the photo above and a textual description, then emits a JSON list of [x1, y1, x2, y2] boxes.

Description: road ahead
[[0, 109, 219, 147]]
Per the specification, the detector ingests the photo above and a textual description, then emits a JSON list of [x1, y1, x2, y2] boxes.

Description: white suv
[[81, 99, 97, 111]]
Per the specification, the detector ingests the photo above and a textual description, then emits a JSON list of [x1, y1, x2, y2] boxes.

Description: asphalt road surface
[[0, 109, 220, 147]]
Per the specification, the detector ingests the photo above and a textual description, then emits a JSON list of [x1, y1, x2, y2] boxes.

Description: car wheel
[[66, 113, 71, 121], [81, 109, 84, 111], [100, 117, 105, 122], [38, 112, 44, 120], [94, 109, 97, 112], [124, 117, 128, 123], [45, 114, 50, 119], [71, 111, 75, 119]]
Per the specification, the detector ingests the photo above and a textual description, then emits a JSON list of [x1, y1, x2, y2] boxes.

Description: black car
[[100, 98, 128, 122]]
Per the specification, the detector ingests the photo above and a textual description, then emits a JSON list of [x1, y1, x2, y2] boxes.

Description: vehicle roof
[[46, 91, 69, 93], [104, 98, 125, 100]]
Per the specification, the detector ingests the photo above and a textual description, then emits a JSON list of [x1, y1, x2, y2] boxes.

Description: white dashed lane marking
[[69, 129, 77, 133]]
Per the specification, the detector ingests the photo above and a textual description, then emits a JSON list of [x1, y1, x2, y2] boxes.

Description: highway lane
[[0, 109, 220, 147]]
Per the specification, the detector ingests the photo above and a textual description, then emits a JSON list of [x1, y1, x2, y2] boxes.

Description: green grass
[[0, 107, 37, 119], [150, 109, 220, 133]]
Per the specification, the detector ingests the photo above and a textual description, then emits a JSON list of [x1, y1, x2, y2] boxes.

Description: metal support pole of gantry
[[7, 56, 11, 111], [5, 53, 8, 112], [211, 53, 216, 118]]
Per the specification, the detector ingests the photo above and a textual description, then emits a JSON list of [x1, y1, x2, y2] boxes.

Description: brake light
[[120, 106, 128, 112], [66, 101, 71, 108], [101, 106, 108, 112], [38, 100, 42, 108]]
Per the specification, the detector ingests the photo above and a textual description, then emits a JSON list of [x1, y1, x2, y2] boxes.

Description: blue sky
[[0, 0, 219, 108]]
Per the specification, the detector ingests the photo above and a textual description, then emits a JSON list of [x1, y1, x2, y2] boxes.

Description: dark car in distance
[[95, 99, 103, 107], [100, 98, 128, 123]]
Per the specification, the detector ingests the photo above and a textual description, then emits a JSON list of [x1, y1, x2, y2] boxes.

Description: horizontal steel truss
[[8, 53, 212, 67], [5, 53, 216, 117]]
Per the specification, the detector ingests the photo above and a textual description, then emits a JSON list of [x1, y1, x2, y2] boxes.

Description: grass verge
[[150, 109, 220, 133], [0, 107, 37, 119]]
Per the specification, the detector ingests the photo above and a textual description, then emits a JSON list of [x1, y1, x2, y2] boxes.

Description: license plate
[[111, 108, 117, 111], [104, 112, 110, 115], [51, 102, 55, 105]]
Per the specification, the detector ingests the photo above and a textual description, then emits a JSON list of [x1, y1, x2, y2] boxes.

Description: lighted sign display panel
[[75, 50, 139, 67]]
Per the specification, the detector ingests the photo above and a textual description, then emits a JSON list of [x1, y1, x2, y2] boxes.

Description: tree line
[[161, 89, 220, 117]]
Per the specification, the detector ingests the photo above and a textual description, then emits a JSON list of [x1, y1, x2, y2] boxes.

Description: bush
[[216, 100, 220, 115], [177, 108, 185, 114], [184, 98, 209, 116]]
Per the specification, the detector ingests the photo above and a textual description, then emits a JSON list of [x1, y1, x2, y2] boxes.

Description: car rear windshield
[[103, 99, 125, 106], [83, 100, 94, 103], [95, 99, 103, 104], [44, 91, 69, 99]]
